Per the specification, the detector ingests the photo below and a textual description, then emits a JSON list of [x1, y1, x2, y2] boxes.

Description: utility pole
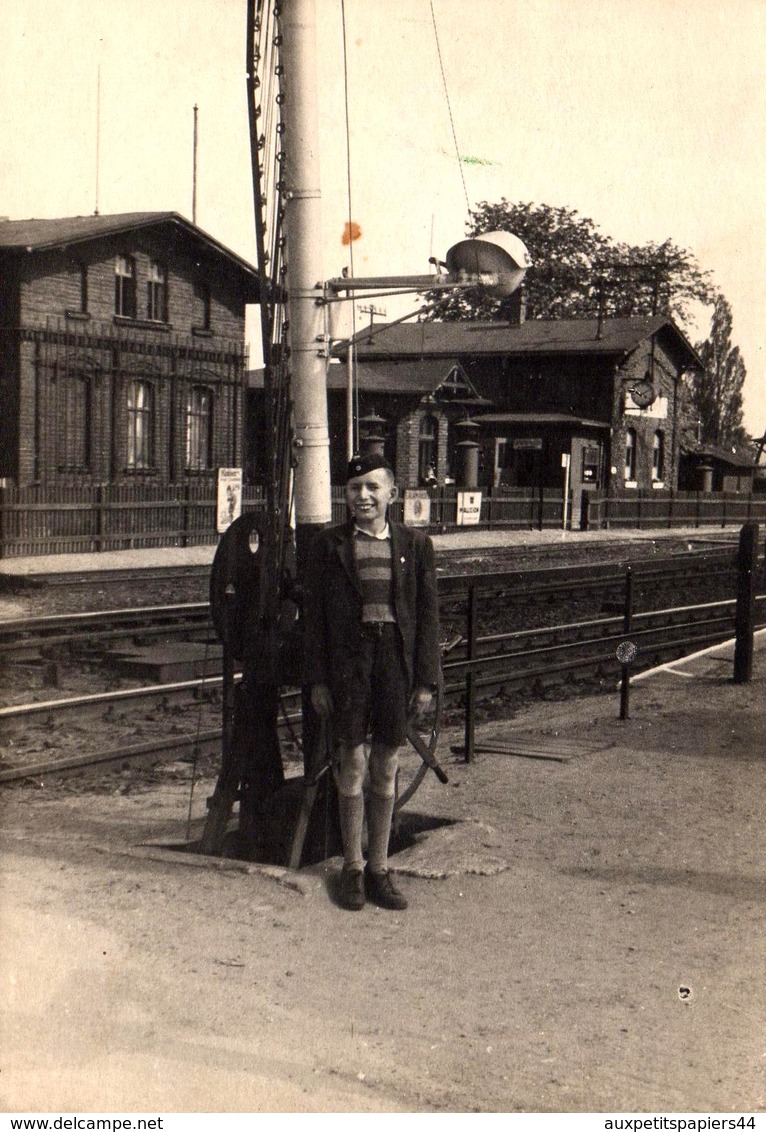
[[192, 104, 199, 225], [358, 302, 387, 330], [94, 66, 101, 216], [280, 0, 332, 562]]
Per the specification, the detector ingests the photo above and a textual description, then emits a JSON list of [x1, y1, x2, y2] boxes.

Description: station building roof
[[337, 315, 703, 372], [0, 211, 262, 301]]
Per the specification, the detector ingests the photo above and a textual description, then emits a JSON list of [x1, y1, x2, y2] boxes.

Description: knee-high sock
[[337, 793, 365, 871], [366, 790, 396, 874]]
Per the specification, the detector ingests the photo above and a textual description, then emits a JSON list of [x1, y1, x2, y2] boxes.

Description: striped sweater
[[353, 529, 396, 623]]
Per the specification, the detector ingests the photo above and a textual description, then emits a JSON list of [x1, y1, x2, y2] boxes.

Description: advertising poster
[[403, 489, 431, 526], [216, 467, 242, 533]]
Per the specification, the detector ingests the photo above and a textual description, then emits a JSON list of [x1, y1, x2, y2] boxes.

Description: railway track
[[2, 593, 763, 784], [0, 544, 743, 657], [0, 602, 211, 652], [0, 538, 760, 784]]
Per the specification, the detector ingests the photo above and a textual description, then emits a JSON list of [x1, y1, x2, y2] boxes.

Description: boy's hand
[[408, 685, 433, 719], [310, 683, 334, 717]]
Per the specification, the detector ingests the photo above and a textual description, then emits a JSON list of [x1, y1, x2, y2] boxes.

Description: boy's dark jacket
[[302, 520, 441, 691]]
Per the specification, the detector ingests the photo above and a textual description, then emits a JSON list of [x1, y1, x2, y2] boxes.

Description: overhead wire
[[430, 0, 471, 217]]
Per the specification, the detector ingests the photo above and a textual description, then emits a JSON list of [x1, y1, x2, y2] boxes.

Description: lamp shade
[[445, 231, 532, 297]]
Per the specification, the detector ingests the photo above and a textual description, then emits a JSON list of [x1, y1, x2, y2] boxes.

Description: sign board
[[512, 437, 543, 451], [403, 489, 431, 526], [456, 490, 482, 526], [216, 467, 242, 534]]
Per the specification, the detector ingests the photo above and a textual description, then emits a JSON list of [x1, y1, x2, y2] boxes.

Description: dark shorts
[[331, 622, 409, 748]]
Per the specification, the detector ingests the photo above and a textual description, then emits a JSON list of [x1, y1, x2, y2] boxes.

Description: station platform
[[0, 524, 742, 579]]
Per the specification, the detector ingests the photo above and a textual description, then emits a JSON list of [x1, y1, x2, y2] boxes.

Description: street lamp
[[324, 231, 532, 300], [325, 230, 532, 465]]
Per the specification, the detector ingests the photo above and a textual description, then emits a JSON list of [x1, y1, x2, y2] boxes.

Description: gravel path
[[1, 636, 764, 1112]]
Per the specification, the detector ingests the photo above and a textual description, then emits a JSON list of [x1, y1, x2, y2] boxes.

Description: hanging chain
[[248, 0, 293, 594]]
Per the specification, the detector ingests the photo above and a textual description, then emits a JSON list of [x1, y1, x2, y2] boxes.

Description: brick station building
[[324, 315, 703, 526], [0, 212, 260, 489]]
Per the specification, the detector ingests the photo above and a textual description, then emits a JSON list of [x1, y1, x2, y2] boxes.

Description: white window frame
[[115, 255, 136, 318], [146, 261, 167, 322], [185, 385, 214, 471], [126, 380, 154, 471]]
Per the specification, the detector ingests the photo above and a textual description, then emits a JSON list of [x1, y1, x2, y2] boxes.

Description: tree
[[423, 200, 715, 327], [689, 294, 748, 448], [598, 238, 716, 327]]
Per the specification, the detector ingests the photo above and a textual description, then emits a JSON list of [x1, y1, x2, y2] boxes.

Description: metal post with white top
[[280, 0, 332, 547]]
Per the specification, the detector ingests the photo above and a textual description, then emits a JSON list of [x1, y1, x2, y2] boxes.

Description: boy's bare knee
[[368, 745, 399, 798], [333, 743, 367, 797]]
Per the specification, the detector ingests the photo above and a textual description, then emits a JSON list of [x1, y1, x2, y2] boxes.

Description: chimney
[[495, 286, 526, 325]]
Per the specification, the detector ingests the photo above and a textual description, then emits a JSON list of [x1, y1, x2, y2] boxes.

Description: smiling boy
[[303, 453, 441, 910]]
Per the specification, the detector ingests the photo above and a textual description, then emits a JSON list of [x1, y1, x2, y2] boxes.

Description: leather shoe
[[365, 868, 408, 910], [338, 865, 365, 911]]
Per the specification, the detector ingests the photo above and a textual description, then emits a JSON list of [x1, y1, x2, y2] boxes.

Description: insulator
[[273, 35, 282, 47], [275, 65, 284, 76], [255, 105, 262, 118], [257, 135, 266, 149], [276, 122, 285, 135], [276, 151, 285, 163], [275, 92, 285, 105]]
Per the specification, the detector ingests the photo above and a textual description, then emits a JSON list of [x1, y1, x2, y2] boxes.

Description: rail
[[0, 602, 210, 650], [1, 597, 761, 781], [0, 544, 739, 655], [1, 532, 761, 783]]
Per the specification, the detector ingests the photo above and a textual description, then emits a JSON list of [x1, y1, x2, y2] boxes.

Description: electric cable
[[430, 0, 471, 217]]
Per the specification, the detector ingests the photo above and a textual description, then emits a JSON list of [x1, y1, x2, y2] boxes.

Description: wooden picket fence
[[2, 481, 766, 557]]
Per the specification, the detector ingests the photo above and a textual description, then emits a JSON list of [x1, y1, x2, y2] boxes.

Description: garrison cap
[[345, 453, 394, 482]]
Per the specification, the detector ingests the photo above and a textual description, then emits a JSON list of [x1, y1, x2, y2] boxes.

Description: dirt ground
[[1, 638, 765, 1114]]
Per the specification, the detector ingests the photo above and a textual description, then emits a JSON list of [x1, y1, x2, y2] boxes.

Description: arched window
[[186, 385, 214, 471], [418, 414, 438, 484], [625, 428, 637, 482], [57, 373, 91, 473], [652, 430, 665, 482], [126, 381, 154, 470]]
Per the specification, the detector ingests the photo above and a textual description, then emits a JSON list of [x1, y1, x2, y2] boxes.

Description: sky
[[2, 0, 765, 434]]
